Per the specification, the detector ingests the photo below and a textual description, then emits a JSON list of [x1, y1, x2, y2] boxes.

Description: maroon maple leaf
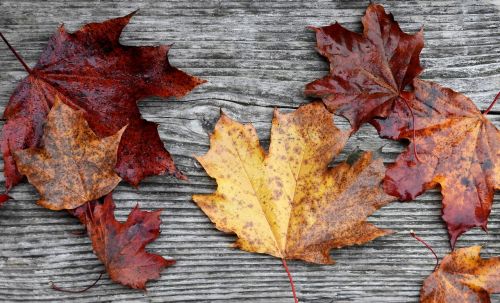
[[1, 11, 205, 191], [71, 194, 175, 290], [305, 3, 424, 131]]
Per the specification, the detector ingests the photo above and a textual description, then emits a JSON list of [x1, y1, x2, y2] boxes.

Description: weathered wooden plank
[[0, 0, 499, 302]]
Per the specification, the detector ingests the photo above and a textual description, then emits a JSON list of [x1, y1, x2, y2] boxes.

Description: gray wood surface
[[0, 0, 499, 302]]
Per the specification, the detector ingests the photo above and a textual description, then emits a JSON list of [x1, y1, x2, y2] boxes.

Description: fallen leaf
[[71, 194, 174, 290], [420, 246, 500, 303], [372, 79, 500, 247], [305, 3, 424, 130], [0, 194, 10, 207], [116, 118, 187, 184], [193, 102, 394, 264], [1, 11, 204, 190], [14, 98, 123, 210]]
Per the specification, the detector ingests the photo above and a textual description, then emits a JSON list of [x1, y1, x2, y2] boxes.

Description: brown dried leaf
[[14, 98, 122, 210], [420, 246, 500, 303]]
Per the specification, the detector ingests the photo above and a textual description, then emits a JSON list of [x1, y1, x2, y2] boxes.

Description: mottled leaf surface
[[72, 194, 175, 290], [14, 99, 122, 210], [372, 79, 500, 247], [2, 12, 204, 190], [420, 246, 500, 303], [193, 102, 394, 264], [305, 3, 424, 130]]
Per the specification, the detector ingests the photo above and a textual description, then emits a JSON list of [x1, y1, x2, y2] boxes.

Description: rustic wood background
[[0, 0, 499, 302]]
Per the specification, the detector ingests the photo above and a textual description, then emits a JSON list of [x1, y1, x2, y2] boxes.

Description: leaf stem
[[482, 91, 500, 115], [410, 230, 438, 271], [282, 258, 299, 303], [0, 32, 32, 74], [50, 273, 102, 293], [399, 95, 421, 163]]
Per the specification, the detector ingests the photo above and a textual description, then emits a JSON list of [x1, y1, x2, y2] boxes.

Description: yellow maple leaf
[[193, 102, 394, 264]]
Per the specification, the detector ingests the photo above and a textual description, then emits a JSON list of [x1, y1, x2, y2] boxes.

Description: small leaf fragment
[[0, 194, 10, 207]]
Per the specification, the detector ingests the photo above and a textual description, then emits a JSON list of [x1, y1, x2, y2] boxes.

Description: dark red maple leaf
[[305, 3, 424, 131], [117, 118, 186, 184], [1, 11, 204, 191], [372, 79, 500, 248], [71, 194, 175, 290]]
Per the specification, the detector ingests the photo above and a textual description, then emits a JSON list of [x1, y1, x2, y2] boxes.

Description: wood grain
[[0, 0, 499, 302]]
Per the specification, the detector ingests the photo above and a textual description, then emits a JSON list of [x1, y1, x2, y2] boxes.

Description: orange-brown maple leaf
[[71, 194, 175, 290], [420, 246, 500, 303], [1, 11, 204, 192], [305, 3, 424, 131], [14, 98, 123, 210], [372, 79, 500, 248]]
